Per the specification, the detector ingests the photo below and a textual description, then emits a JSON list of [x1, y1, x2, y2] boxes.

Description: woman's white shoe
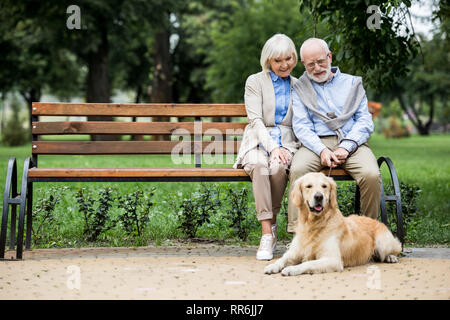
[[256, 234, 274, 260]]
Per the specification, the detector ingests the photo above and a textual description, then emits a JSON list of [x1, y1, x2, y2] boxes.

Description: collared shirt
[[292, 67, 374, 156], [269, 71, 291, 147]]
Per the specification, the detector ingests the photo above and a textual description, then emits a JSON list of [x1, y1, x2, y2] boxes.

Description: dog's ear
[[328, 176, 338, 210], [290, 177, 303, 207]]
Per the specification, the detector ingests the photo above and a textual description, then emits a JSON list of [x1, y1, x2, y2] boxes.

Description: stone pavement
[[0, 243, 449, 300]]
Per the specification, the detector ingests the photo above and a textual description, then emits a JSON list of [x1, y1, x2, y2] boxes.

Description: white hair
[[260, 34, 298, 72], [299, 38, 330, 61]]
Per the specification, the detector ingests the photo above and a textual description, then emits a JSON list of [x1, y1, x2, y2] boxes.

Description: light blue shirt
[[292, 67, 374, 156], [269, 71, 291, 147]]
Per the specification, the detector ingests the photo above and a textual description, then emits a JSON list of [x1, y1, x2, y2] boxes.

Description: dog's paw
[[385, 255, 398, 263], [264, 263, 282, 274], [281, 265, 302, 276]]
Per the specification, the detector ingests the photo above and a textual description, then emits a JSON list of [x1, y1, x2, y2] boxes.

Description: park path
[[0, 243, 449, 300]]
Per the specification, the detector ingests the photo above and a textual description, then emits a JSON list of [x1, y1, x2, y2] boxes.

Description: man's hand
[[320, 148, 341, 167], [270, 147, 291, 165], [333, 147, 349, 163]]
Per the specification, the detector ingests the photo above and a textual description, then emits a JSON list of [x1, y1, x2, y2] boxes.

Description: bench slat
[[319, 168, 349, 177], [32, 103, 247, 117], [32, 121, 246, 135], [27, 167, 351, 179], [32, 141, 241, 155], [28, 168, 249, 178]]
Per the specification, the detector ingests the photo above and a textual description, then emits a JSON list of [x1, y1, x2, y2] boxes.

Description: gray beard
[[307, 64, 332, 83]]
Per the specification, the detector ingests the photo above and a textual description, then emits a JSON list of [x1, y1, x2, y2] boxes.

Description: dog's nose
[[314, 192, 323, 202]]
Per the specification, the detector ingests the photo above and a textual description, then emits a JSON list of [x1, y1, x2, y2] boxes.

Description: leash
[[327, 139, 359, 177], [340, 138, 359, 156], [327, 160, 333, 177]]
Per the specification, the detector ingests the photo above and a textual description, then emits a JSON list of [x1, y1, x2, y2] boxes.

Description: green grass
[[0, 133, 449, 248], [368, 134, 450, 245]]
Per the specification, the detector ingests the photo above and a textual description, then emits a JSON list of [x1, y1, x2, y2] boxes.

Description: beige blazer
[[233, 70, 301, 169]]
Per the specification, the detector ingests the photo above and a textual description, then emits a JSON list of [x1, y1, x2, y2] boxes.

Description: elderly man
[[287, 38, 381, 233]]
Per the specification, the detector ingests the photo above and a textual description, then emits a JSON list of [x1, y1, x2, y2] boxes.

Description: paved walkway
[[0, 244, 449, 300]]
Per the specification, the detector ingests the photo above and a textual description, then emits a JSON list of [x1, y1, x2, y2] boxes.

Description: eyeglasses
[[304, 54, 329, 70]]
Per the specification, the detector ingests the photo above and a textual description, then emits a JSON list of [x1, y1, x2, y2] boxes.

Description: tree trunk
[[0, 94, 4, 135], [131, 86, 143, 141], [443, 98, 448, 133], [21, 87, 41, 132], [150, 15, 172, 141], [424, 96, 434, 135], [86, 23, 117, 141], [396, 93, 430, 136]]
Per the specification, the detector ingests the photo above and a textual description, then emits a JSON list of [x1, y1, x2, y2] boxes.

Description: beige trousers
[[287, 136, 381, 233], [242, 147, 292, 221]]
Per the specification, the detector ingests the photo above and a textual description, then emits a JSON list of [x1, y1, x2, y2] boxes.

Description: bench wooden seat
[[1, 102, 403, 260], [27, 167, 349, 178], [27, 167, 251, 180]]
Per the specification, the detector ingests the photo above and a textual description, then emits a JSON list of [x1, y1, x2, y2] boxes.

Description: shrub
[[225, 186, 257, 241], [178, 198, 199, 238], [279, 191, 289, 217], [117, 187, 155, 237], [31, 186, 68, 245], [384, 182, 421, 239], [177, 183, 221, 238], [1, 97, 29, 146], [336, 181, 421, 241], [76, 187, 115, 241], [383, 116, 410, 138], [336, 182, 358, 216]]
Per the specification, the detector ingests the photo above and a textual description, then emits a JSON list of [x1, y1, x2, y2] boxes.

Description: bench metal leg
[[1, 158, 17, 259], [379, 182, 388, 226], [16, 158, 31, 260], [9, 163, 18, 250], [26, 181, 33, 250], [1, 157, 33, 260], [377, 156, 403, 246], [354, 185, 360, 215]]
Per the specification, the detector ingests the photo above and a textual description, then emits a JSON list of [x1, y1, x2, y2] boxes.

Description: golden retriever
[[265, 172, 401, 276]]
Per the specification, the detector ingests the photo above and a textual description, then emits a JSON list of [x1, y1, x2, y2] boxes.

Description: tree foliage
[[205, 0, 316, 103], [0, 3, 82, 124], [299, 0, 420, 92], [393, 31, 449, 135], [376, 0, 449, 135], [0, 0, 447, 135]]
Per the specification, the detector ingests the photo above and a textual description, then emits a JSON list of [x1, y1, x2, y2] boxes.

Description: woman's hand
[[270, 147, 291, 165]]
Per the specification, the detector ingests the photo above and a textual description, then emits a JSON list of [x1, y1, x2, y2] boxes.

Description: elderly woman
[[234, 34, 300, 260]]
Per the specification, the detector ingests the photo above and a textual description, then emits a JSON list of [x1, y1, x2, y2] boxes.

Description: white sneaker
[[256, 234, 274, 260], [271, 224, 277, 252]]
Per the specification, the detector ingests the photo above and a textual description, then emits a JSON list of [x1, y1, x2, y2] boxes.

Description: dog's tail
[[374, 229, 402, 261]]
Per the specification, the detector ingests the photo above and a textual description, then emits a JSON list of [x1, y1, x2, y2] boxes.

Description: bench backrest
[[31, 102, 247, 166], [31, 102, 376, 178]]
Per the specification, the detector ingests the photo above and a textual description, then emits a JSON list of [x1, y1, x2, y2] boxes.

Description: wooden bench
[[1, 102, 402, 260]]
